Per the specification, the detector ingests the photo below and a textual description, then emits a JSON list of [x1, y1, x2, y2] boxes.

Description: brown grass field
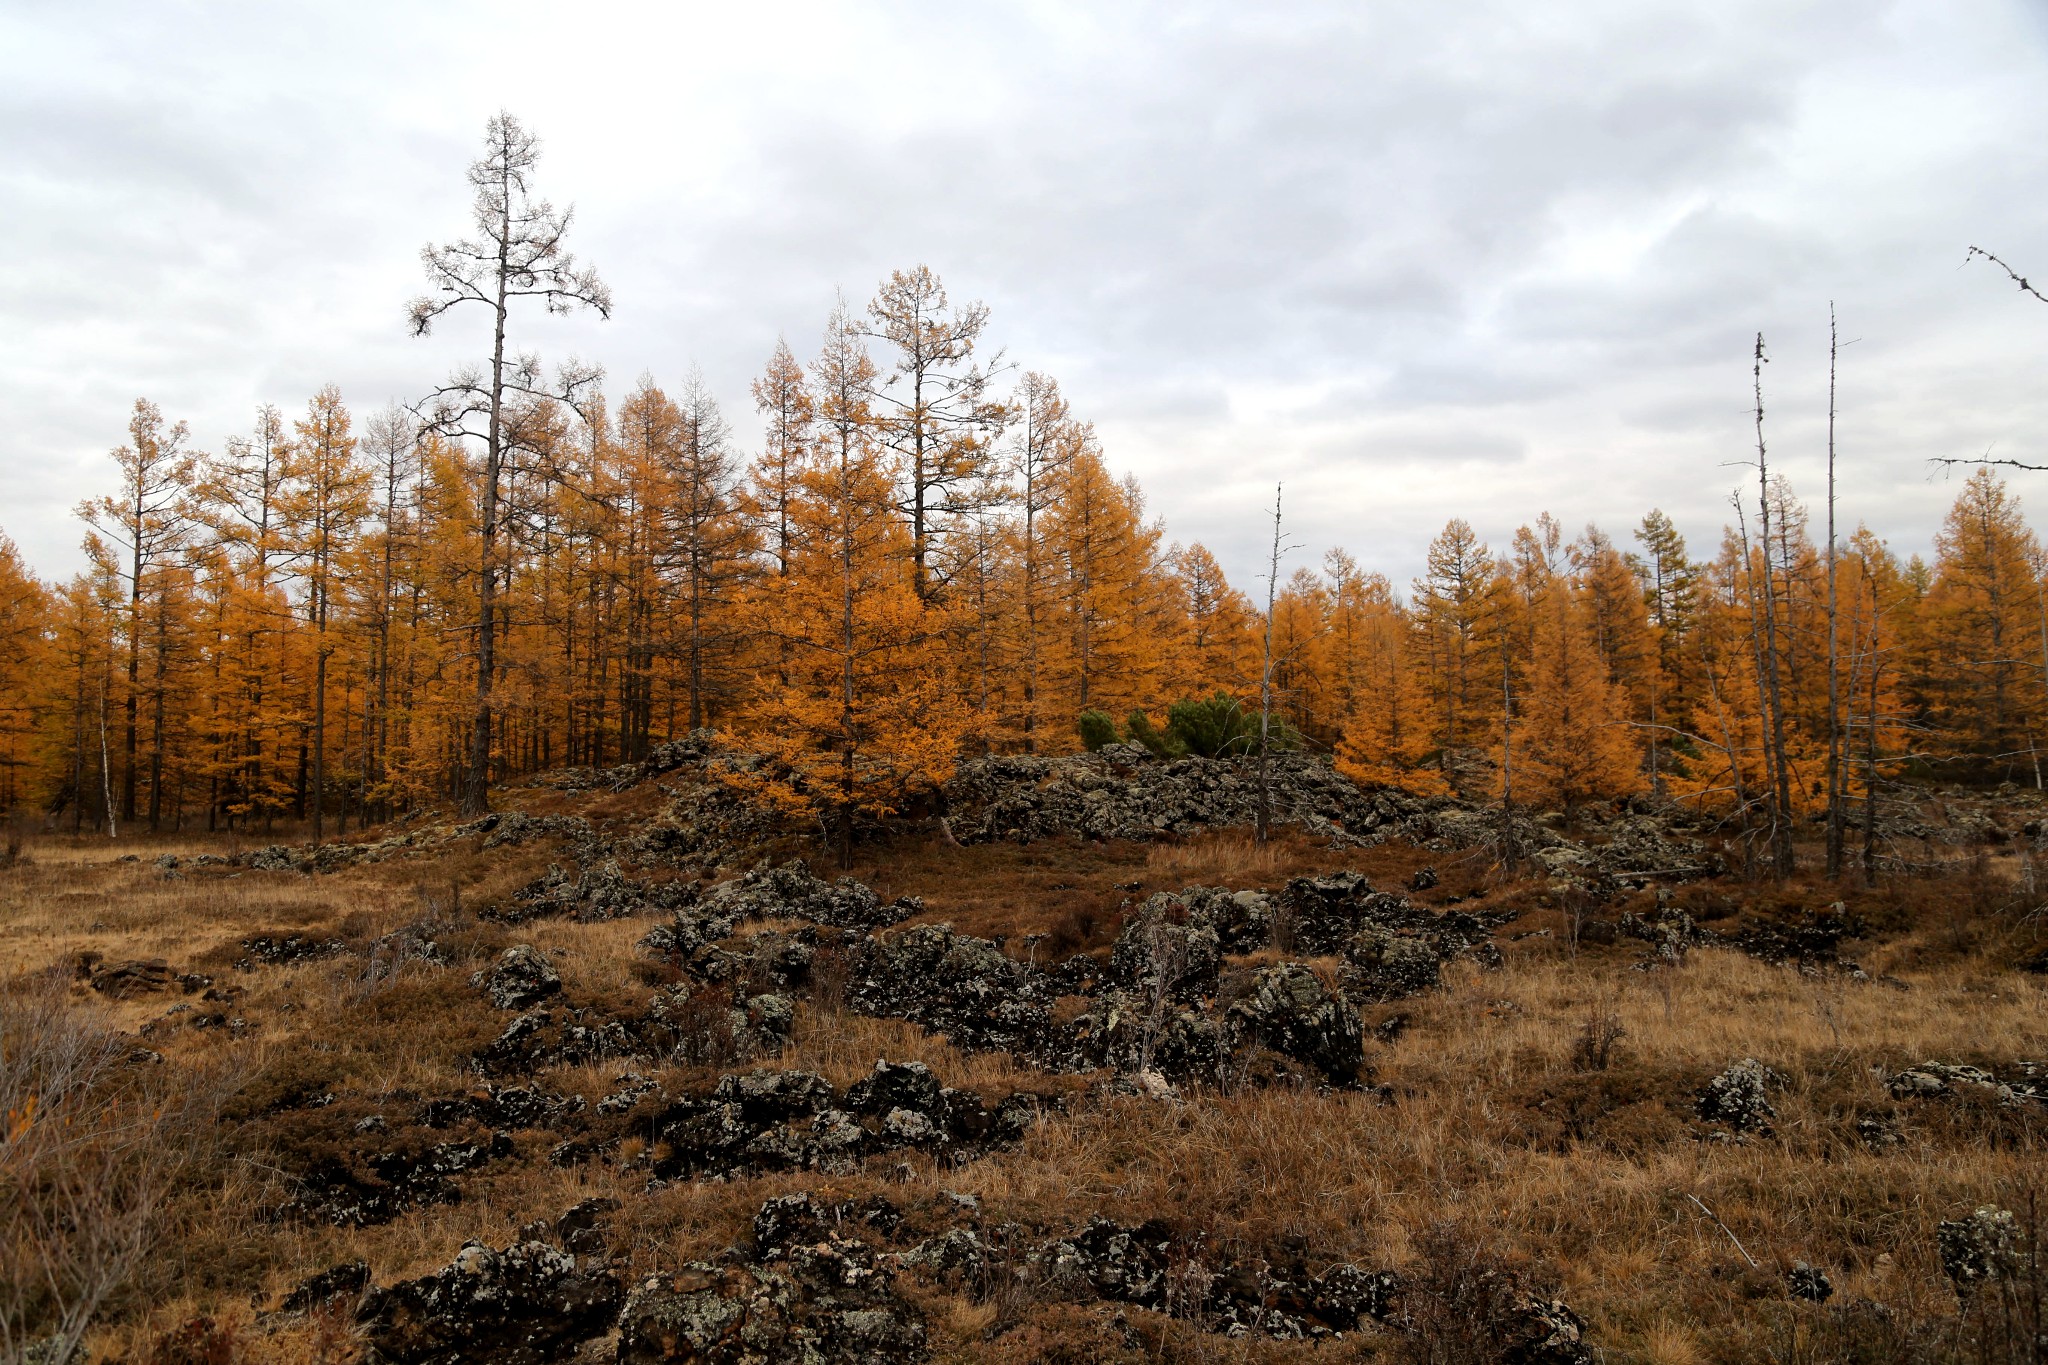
[[3, 785, 2045, 1364]]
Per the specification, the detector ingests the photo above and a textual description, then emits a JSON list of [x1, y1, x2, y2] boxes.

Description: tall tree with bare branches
[[408, 111, 611, 813]]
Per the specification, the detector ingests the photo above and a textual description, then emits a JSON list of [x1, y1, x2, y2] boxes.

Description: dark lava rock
[[751, 1192, 903, 1255], [269, 1260, 370, 1318], [1070, 990, 1222, 1083], [944, 750, 1437, 844], [467, 809, 594, 851], [1938, 1205, 2021, 1297], [1222, 963, 1365, 1086], [1730, 905, 1859, 970], [501, 859, 694, 924], [846, 924, 1065, 1060], [284, 1133, 512, 1227], [967, 1217, 1398, 1340], [1409, 865, 1439, 891], [238, 935, 348, 968], [1856, 1113, 1905, 1150], [1888, 1061, 2047, 1107], [417, 1084, 586, 1131], [472, 944, 562, 1010], [1696, 1059, 1780, 1134], [1786, 1262, 1833, 1302], [474, 1008, 638, 1077], [1108, 902, 1223, 1001], [245, 845, 302, 872], [1132, 886, 1275, 955], [618, 1238, 925, 1364], [356, 1238, 622, 1365], [640, 1062, 1046, 1181], [79, 955, 178, 998], [702, 858, 922, 931], [472, 986, 791, 1077], [597, 1072, 661, 1116]]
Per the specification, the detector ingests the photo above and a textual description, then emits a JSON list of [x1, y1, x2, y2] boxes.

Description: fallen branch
[[1684, 1193, 1759, 1268]]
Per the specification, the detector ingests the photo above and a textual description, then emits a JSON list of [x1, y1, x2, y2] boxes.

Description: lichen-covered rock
[[702, 859, 921, 930], [1107, 903, 1222, 1001], [1222, 963, 1365, 1086], [1070, 990, 1223, 1083], [1696, 1059, 1780, 1133], [1939, 1205, 2022, 1297], [472, 944, 561, 1010], [82, 956, 178, 998], [1888, 1061, 2047, 1107], [416, 1083, 586, 1132], [638, 1063, 1047, 1181], [1786, 1262, 1833, 1302], [845, 925, 1065, 1060], [267, 1260, 370, 1319], [503, 859, 694, 923], [282, 1133, 513, 1227], [1341, 926, 1454, 1003], [355, 1238, 621, 1364], [944, 751, 1439, 845], [617, 1238, 925, 1364]]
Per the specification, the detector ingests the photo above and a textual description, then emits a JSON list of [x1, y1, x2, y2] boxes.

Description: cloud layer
[[4, 0, 2046, 588]]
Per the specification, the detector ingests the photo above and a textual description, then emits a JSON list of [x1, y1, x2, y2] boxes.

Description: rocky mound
[[943, 748, 1433, 845]]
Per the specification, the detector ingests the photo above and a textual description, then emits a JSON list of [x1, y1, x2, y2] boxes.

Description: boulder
[[473, 945, 561, 1010], [1222, 963, 1365, 1086], [1695, 1059, 1780, 1134], [701, 859, 921, 931], [1938, 1205, 2022, 1297], [355, 1238, 621, 1364], [617, 1238, 925, 1364]]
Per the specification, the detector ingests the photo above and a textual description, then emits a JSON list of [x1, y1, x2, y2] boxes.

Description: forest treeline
[[0, 116, 2043, 856]]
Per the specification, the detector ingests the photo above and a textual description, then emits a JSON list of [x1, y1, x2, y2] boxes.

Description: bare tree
[[409, 111, 611, 814], [1825, 307, 1847, 877], [1934, 248, 2048, 474], [1255, 484, 1294, 844], [1749, 335, 1796, 878]]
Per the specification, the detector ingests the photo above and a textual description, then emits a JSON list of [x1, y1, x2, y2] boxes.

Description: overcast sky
[[4, 1, 2046, 590]]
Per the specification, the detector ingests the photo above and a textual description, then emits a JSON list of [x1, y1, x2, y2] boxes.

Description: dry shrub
[[139, 1315, 242, 1365], [1395, 1222, 1545, 1365], [1, 974, 238, 1365], [1570, 1008, 1626, 1072]]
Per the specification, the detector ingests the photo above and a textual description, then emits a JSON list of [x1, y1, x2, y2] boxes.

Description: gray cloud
[[3, 0, 2046, 595]]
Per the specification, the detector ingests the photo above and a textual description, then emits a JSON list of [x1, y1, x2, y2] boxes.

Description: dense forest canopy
[[1, 116, 2042, 847]]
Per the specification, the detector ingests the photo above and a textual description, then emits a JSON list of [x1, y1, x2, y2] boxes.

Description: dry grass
[[3, 808, 2044, 1362]]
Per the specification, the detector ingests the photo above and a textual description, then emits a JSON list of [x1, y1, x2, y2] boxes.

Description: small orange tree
[[729, 305, 963, 866], [1507, 581, 1641, 814], [1334, 617, 1449, 798]]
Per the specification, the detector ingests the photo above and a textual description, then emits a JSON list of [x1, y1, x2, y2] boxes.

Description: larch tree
[[1042, 450, 1167, 719], [1631, 509, 1699, 795], [1171, 542, 1257, 699], [749, 339, 815, 582], [77, 398, 195, 825], [193, 405, 296, 826], [282, 386, 371, 842], [1334, 576, 1448, 798], [0, 535, 47, 813], [1510, 581, 1642, 815], [1006, 371, 1085, 752], [409, 110, 611, 814], [1920, 468, 2044, 771], [862, 265, 1007, 603], [1412, 518, 1503, 757], [663, 371, 754, 731], [732, 304, 964, 866]]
